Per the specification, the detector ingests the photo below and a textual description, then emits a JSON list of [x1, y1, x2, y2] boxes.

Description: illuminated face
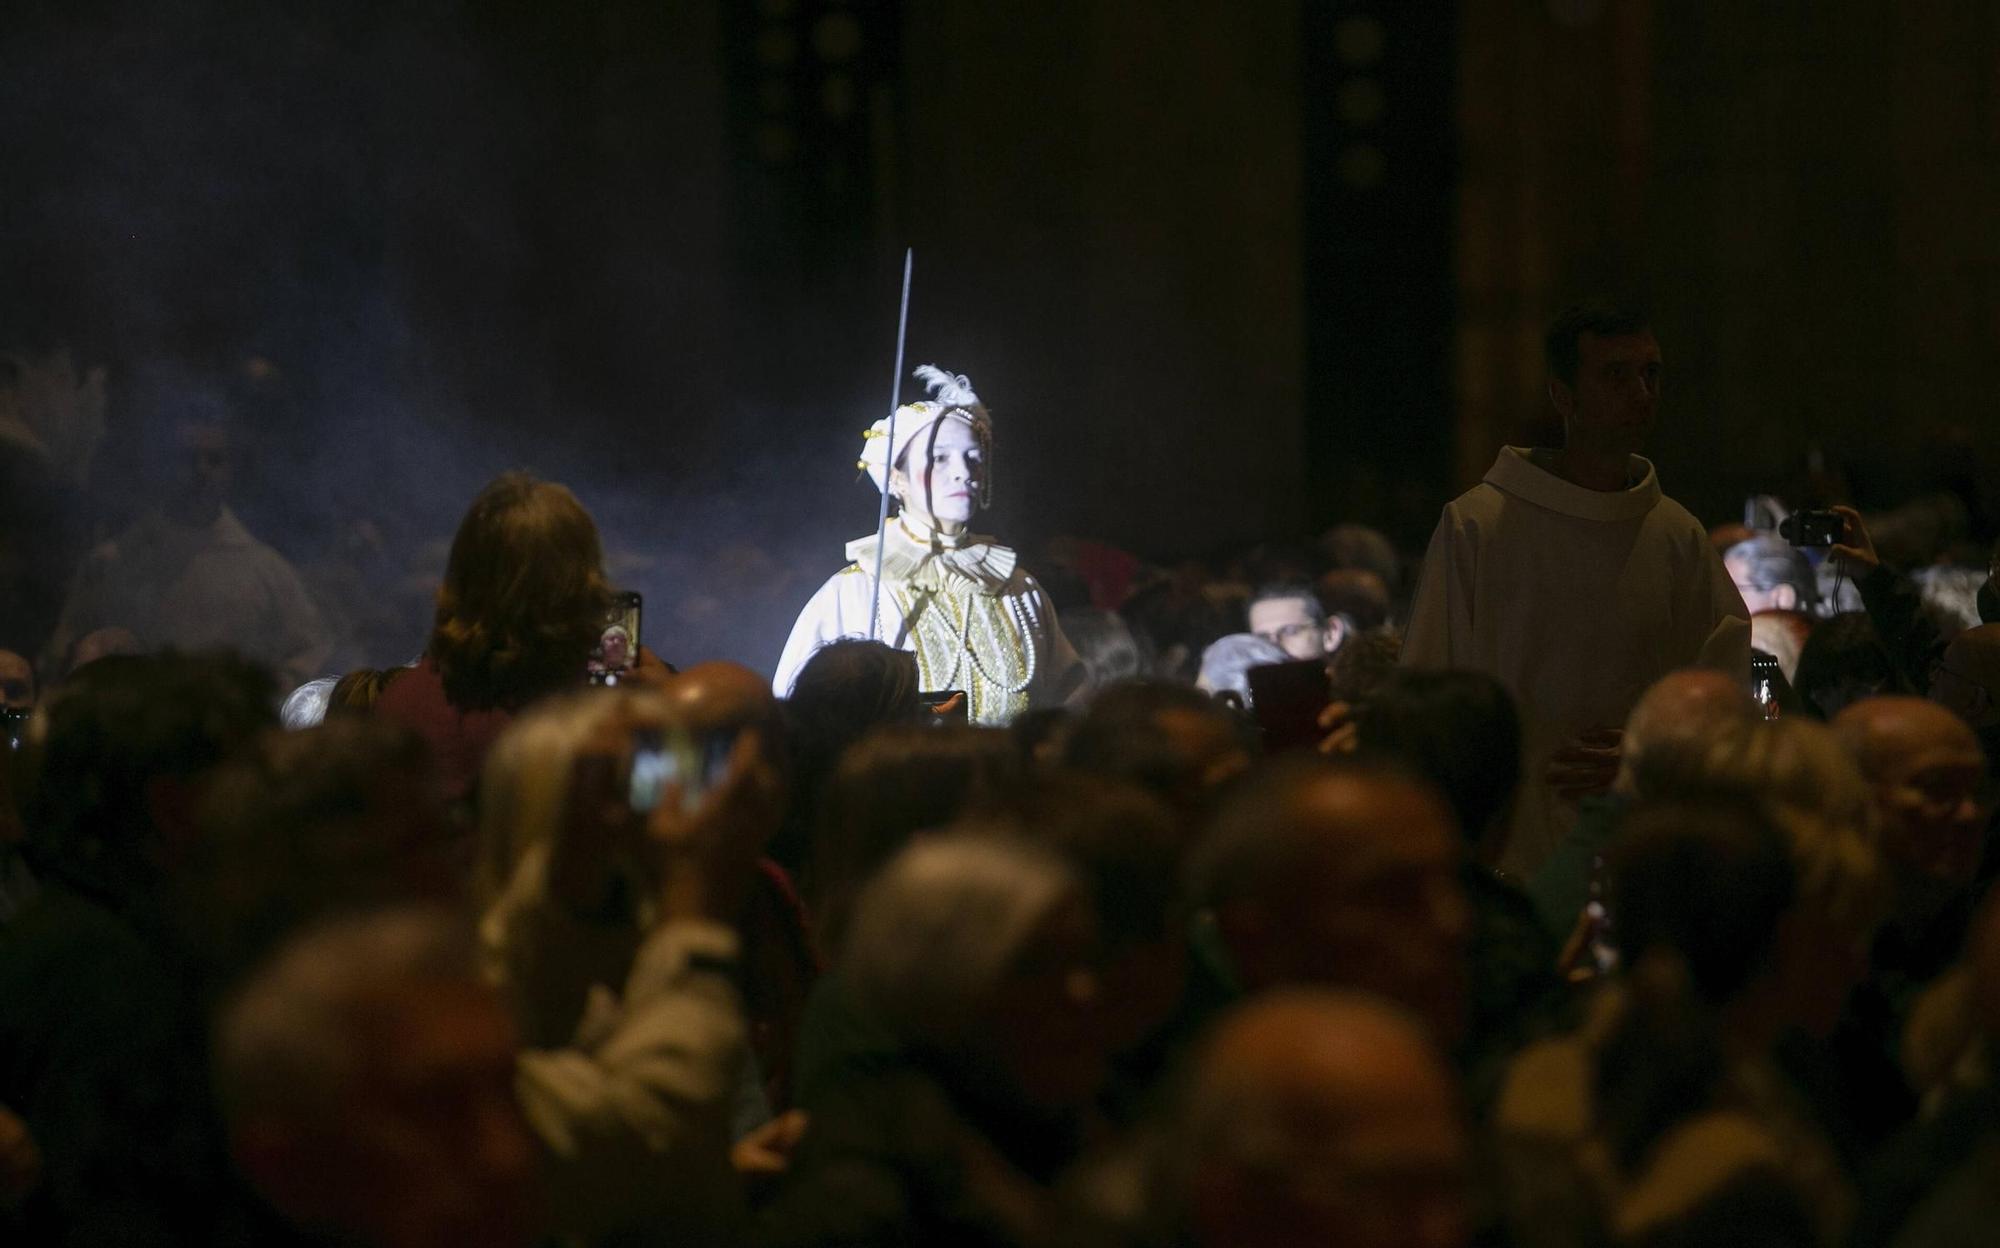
[[892, 416, 985, 530], [1553, 330, 1662, 457], [1250, 596, 1333, 660]]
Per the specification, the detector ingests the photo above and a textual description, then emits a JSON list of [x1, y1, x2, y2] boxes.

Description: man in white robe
[[1403, 302, 1749, 874], [44, 422, 330, 688]]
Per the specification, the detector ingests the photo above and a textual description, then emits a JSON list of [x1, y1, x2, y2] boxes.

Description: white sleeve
[[1684, 535, 1753, 683], [514, 920, 748, 1242], [1402, 506, 1471, 669], [772, 572, 860, 697]]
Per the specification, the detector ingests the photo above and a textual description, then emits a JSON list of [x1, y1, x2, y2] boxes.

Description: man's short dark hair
[[1545, 299, 1652, 386], [1247, 583, 1327, 628]]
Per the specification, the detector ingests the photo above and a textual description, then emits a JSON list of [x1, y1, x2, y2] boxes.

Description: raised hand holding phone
[[646, 727, 783, 923]]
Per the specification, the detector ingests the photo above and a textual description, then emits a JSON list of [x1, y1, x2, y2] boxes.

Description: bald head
[[1934, 624, 2000, 729], [1196, 760, 1468, 1042], [1197, 990, 1456, 1128], [1183, 990, 1467, 1248], [1833, 696, 1983, 784], [1616, 669, 1757, 794], [666, 661, 781, 737], [1834, 696, 1988, 896]]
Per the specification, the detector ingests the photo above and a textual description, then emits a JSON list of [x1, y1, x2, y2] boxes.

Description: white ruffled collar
[[845, 516, 1018, 596]]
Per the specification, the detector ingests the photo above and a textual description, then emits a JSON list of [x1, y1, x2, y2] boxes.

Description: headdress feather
[[913, 364, 980, 409]]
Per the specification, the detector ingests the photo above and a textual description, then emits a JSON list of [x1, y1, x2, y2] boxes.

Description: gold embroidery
[[893, 581, 1032, 726]]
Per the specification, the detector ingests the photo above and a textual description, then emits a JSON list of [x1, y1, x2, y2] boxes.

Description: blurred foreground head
[[812, 722, 1017, 951], [215, 907, 539, 1248], [1064, 679, 1249, 822], [23, 651, 273, 907], [1616, 668, 1758, 797], [1172, 990, 1467, 1248], [186, 717, 452, 991], [1192, 757, 1469, 1044], [844, 832, 1105, 1113], [1834, 696, 1989, 911]]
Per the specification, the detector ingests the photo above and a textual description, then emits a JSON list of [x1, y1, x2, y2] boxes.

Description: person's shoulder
[[815, 562, 874, 601], [1646, 493, 1727, 561], [372, 658, 444, 720], [1430, 482, 1505, 536], [1647, 491, 1709, 533]]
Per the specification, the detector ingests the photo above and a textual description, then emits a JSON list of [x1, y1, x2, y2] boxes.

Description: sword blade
[[868, 248, 914, 642]]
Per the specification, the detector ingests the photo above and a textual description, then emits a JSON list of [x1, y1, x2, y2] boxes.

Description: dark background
[[3, 0, 1995, 673]]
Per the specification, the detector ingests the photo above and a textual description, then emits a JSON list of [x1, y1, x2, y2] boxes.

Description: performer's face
[[894, 416, 985, 531]]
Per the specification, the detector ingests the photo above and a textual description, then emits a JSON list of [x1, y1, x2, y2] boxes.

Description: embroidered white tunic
[[1402, 447, 1751, 874], [772, 518, 1080, 726]]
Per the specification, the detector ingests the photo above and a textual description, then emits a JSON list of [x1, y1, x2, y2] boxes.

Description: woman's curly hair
[[429, 472, 613, 710]]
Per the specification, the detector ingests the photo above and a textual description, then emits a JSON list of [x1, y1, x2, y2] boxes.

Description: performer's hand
[[1546, 728, 1622, 800], [926, 690, 966, 720], [1826, 504, 1880, 573]]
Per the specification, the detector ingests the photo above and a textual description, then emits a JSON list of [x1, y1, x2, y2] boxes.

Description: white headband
[[856, 364, 994, 498]]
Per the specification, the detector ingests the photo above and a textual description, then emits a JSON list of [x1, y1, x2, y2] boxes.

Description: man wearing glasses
[[1247, 583, 1348, 665]]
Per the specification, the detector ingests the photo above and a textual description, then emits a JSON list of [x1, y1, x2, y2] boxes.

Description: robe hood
[[1485, 447, 1662, 522]]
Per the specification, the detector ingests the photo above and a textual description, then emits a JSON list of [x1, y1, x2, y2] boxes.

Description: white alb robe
[[1403, 447, 1750, 873]]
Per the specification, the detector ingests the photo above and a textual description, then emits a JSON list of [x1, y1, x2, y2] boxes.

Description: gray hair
[[215, 906, 477, 1128], [1725, 535, 1819, 611], [1914, 565, 1988, 644], [280, 677, 338, 731], [842, 833, 1080, 1048], [1197, 633, 1289, 707]]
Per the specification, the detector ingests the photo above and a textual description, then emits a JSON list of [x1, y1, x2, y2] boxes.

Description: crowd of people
[[1, 303, 1999, 1248]]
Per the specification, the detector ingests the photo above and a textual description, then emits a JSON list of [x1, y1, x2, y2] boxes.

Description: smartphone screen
[[628, 728, 670, 813], [590, 591, 642, 682], [1246, 659, 1332, 754], [629, 725, 737, 814]]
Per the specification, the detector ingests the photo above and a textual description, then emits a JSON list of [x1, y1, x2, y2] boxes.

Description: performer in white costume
[[772, 365, 1079, 725]]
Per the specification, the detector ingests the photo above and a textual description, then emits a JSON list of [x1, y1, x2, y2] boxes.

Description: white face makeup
[[891, 415, 985, 533]]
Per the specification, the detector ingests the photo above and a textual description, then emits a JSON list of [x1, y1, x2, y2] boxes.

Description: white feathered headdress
[[857, 364, 995, 503]]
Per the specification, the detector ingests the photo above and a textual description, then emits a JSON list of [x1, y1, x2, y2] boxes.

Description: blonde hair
[[473, 687, 675, 1044]]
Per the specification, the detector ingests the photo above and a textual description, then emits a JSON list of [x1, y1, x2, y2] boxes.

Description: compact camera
[[1778, 509, 1843, 547]]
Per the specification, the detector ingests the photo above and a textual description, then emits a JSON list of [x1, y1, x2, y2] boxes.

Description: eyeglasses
[[1255, 622, 1319, 647], [1892, 775, 1998, 821]]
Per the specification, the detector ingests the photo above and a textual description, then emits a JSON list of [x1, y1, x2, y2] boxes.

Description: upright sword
[[868, 248, 914, 643]]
